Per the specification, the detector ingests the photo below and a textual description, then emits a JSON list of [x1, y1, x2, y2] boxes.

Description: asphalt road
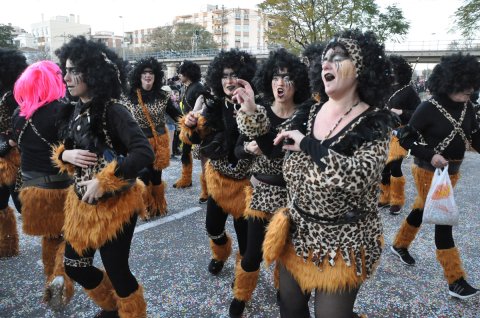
[[1, 153, 479, 318]]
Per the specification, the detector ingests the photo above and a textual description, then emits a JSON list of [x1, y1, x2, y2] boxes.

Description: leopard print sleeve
[[236, 105, 270, 138], [319, 137, 389, 193]]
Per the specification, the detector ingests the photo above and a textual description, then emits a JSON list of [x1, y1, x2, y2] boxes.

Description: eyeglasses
[[222, 72, 238, 81]]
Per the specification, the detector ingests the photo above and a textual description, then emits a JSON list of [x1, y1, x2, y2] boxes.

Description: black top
[[400, 94, 480, 162], [386, 84, 420, 126], [180, 81, 205, 114], [65, 100, 154, 180], [12, 100, 66, 174]]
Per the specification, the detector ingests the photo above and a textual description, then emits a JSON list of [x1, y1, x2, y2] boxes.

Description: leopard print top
[[283, 104, 390, 277], [124, 94, 168, 130], [0, 92, 12, 133]]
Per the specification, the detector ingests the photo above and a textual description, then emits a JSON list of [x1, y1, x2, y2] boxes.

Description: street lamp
[[119, 16, 125, 60]]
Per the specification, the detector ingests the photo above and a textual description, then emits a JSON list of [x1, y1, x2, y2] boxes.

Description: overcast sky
[[0, 0, 465, 43]]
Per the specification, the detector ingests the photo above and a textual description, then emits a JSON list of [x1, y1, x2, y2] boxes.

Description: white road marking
[[134, 207, 202, 233]]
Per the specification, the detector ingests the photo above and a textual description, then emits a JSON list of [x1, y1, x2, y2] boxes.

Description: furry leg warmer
[[42, 236, 63, 278], [173, 162, 193, 188], [263, 208, 290, 266], [199, 172, 208, 202], [436, 247, 466, 284], [85, 271, 117, 311], [393, 220, 420, 249], [116, 285, 147, 318], [210, 234, 232, 262], [233, 265, 260, 302], [0, 206, 19, 258], [390, 176, 406, 207], [378, 183, 390, 206], [150, 181, 167, 217]]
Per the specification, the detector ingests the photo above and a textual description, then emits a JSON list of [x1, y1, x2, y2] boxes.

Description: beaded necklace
[[322, 101, 360, 140]]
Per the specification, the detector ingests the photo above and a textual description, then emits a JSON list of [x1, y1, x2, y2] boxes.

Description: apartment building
[[173, 5, 268, 51]]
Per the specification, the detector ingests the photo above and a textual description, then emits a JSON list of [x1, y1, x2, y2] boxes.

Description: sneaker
[[390, 246, 416, 266], [208, 259, 224, 275], [198, 197, 208, 204], [44, 276, 67, 311], [94, 310, 120, 318], [229, 298, 246, 318], [448, 278, 479, 299], [378, 201, 390, 209], [389, 205, 402, 215]]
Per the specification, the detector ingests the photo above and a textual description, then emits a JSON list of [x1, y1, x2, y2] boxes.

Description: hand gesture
[[62, 149, 97, 168], [232, 79, 257, 114], [78, 178, 104, 204], [273, 130, 305, 152]]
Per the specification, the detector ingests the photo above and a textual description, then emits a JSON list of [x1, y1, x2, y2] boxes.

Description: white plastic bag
[[423, 165, 459, 226]]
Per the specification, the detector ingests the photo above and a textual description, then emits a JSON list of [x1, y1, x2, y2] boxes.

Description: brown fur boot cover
[[393, 220, 420, 249], [63, 179, 145, 255], [205, 163, 250, 219], [387, 135, 407, 164], [411, 165, 460, 210], [20, 187, 67, 236], [390, 176, 406, 207], [173, 161, 193, 188], [263, 208, 290, 266], [210, 235, 232, 262], [234, 265, 260, 302], [0, 206, 19, 258], [150, 182, 167, 217], [279, 243, 366, 293], [116, 285, 147, 318], [436, 247, 466, 284], [0, 148, 20, 185], [85, 271, 117, 311], [44, 241, 75, 309], [199, 172, 208, 201], [42, 236, 63, 278], [142, 184, 153, 220], [379, 183, 390, 206], [149, 131, 170, 171]]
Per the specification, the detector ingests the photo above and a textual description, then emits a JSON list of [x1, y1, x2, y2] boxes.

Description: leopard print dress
[[124, 94, 169, 135], [283, 104, 390, 278]]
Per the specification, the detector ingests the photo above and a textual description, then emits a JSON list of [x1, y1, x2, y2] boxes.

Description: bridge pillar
[[166, 63, 179, 79]]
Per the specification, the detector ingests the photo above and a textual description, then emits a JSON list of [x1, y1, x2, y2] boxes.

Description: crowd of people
[[0, 28, 479, 318]]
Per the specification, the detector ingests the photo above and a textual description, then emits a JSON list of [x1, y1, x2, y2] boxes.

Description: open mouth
[[324, 73, 335, 82], [277, 88, 285, 98], [226, 85, 236, 91]]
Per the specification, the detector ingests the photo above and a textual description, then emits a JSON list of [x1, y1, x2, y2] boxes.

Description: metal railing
[[125, 47, 272, 61], [385, 39, 480, 52]]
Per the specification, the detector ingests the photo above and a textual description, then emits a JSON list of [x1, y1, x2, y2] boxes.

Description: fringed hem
[[386, 135, 407, 164], [0, 148, 20, 185], [149, 132, 170, 171], [50, 144, 75, 176]]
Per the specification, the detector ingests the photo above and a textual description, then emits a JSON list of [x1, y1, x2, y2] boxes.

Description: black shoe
[[448, 277, 479, 299], [208, 259, 224, 275], [390, 246, 415, 266], [94, 310, 120, 318], [389, 205, 402, 215], [229, 298, 246, 318], [199, 197, 208, 204]]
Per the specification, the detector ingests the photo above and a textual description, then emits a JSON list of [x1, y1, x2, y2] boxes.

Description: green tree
[[0, 24, 16, 48], [149, 23, 217, 51], [258, 0, 409, 52], [453, 0, 480, 39]]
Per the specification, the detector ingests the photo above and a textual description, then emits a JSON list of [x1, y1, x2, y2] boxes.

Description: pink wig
[[14, 60, 65, 119]]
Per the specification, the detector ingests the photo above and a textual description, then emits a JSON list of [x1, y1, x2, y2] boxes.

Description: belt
[[414, 158, 462, 174], [254, 173, 286, 187], [22, 172, 72, 189], [293, 201, 370, 225]]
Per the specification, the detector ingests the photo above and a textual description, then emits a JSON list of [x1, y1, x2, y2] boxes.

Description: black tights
[[381, 159, 403, 184], [205, 196, 248, 255], [0, 184, 21, 212], [406, 209, 455, 249], [279, 264, 359, 318], [64, 214, 138, 297], [138, 165, 162, 186], [241, 216, 268, 272]]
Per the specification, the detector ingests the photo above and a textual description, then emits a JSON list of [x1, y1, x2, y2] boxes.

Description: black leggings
[[138, 165, 162, 186], [241, 216, 268, 272], [406, 209, 455, 249], [64, 214, 138, 298], [0, 184, 21, 212], [205, 196, 248, 255], [181, 143, 192, 165], [381, 159, 403, 184], [278, 264, 359, 318]]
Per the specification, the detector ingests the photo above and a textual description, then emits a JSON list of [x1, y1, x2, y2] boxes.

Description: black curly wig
[[55, 36, 126, 103], [302, 42, 326, 67], [128, 57, 164, 99], [310, 29, 392, 108], [253, 48, 310, 105], [0, 48, 27, 93], [205, 49, 257, 99], [177, 60, 201, 83], [427, 53, 480, 96], [389, 55, 413, 86]]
